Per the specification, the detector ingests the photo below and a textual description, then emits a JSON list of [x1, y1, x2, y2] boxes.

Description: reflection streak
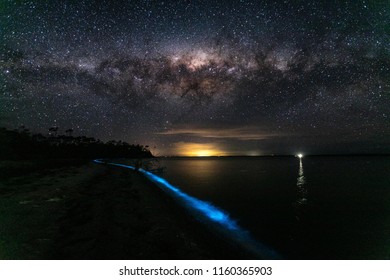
[[294, 158, 307, 218], [93, 159, 281, 259]]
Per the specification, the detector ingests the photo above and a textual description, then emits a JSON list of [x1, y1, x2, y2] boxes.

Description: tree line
[[0, 126, 153, 160]]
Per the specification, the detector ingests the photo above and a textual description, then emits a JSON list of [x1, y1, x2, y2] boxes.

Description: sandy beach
[[0, 160, 253, 259]]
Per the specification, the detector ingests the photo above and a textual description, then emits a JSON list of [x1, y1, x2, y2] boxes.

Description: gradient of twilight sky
[[1, 0, 390, 155]]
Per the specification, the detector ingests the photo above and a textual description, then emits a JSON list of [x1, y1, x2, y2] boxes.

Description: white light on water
[[297, 153, 303, 158]]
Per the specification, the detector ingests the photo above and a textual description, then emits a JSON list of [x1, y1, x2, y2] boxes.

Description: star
[[1, 0, 389, 155]]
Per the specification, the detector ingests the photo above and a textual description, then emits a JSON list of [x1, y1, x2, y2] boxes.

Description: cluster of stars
[[1, 0, 390, 155]]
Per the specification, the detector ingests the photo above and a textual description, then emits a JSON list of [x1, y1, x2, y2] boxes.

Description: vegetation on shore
[[0, 126, 153, 160]]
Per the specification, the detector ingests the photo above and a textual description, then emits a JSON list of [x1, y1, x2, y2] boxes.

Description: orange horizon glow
[[174, 142, 227, 157]]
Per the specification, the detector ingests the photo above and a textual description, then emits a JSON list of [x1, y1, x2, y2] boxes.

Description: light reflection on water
[[156, 157, 390, 259], [93, 158, 281, 259], [294, 158, 307, 210], [99, 157, 390, 259]]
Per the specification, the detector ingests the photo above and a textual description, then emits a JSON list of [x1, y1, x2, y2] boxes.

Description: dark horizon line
[[156, 154, 390, 158]]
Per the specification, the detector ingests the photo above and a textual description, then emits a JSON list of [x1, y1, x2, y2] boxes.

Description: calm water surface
[[155, 156, 390, 259]]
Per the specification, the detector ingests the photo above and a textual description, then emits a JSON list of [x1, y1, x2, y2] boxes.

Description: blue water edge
[[93, 159, 281, 259]]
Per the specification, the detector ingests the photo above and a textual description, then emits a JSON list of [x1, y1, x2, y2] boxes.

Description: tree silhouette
[[49, 126, 59, 137], [65, 128, 73, 137], [0, 126, 153, 160]]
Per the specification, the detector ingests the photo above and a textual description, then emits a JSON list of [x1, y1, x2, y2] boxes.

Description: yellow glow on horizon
[[194, 149, 214, 157], [174, 142, 226, 157]]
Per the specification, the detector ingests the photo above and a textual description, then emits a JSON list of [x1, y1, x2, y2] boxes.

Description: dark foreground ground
[[0, 160, 253, 259]]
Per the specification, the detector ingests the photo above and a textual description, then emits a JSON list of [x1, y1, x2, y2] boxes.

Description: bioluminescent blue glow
[[93, 159, 281, 259], [94, 159, 238, 229], [142, 169, 239, 230]]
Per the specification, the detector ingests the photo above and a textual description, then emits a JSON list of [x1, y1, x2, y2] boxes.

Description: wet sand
[[0, 160, 253, 259]]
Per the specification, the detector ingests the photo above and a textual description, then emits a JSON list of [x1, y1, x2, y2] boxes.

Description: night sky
[[1, 0, 390, 156]]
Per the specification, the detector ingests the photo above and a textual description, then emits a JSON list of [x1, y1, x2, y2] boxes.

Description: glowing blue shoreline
[[93, 159, 281, 259]]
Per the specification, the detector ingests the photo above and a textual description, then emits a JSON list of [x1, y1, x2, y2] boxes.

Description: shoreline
[[100, 159, 280, 259], [0, 159, 256, 259]]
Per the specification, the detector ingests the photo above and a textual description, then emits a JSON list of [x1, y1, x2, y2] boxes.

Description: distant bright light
[[195, 150, 214, 157], [174, 142, 226, 157], [297, 153, 303, 158]]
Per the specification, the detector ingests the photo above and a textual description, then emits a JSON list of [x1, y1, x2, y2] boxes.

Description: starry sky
[[1, 0, 390, 156]]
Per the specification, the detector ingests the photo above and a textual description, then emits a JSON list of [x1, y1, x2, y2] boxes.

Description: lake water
[[155, 156, 390, 259]]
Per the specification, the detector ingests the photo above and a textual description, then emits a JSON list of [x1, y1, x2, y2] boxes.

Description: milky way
[[1, 0, 390, 155]]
